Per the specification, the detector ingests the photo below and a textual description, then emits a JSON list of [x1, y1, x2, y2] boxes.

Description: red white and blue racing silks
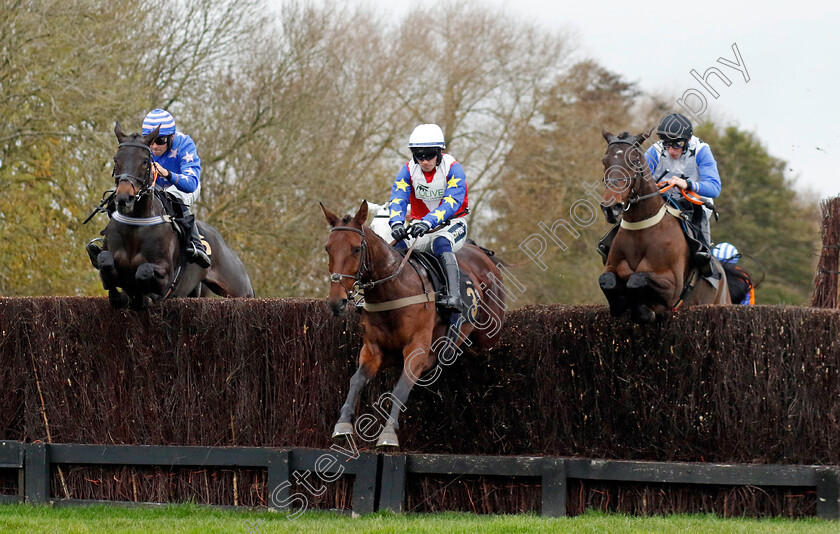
[[388, 153, 468, 230], [645, 135, 721, 198]]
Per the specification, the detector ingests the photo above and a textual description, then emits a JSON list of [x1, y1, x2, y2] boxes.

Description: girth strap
[[363, 292, 436, 312]]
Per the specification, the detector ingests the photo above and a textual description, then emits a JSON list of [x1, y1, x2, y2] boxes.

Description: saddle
[[396, 249, 480, 322]]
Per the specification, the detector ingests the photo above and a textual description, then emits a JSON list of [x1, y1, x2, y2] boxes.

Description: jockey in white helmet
[[388, 123, 470, 315]]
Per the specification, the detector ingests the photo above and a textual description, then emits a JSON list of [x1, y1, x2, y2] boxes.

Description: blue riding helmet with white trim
[[712, 242, 739, 263], [142, 109, 176, 136]]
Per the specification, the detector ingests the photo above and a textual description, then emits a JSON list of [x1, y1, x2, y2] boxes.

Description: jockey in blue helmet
[[712, 242, 755, 305], [86, 109, 210, 268]]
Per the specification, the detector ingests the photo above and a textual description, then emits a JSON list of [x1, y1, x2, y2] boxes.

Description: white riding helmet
[[408, 124, 445, 149]]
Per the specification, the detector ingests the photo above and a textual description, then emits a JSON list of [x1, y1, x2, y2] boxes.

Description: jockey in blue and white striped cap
[[712, 242, 739, 264], [141, 109, 176, 136]]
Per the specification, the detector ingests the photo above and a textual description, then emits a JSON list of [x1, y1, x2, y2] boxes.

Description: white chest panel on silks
[[408, 154, 456, 212], [653, 136, 707, 183]]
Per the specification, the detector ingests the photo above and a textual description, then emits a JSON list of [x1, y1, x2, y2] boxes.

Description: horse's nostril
[[330, 298, 348, 316]]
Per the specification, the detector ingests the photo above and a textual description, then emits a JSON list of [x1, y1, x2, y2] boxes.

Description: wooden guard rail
[[0, 441, 838, 519]]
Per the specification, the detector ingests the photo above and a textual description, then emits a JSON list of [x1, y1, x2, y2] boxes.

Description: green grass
[[0, 504, 833, 533]]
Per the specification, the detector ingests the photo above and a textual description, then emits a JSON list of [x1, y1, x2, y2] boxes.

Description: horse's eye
[[352, 247, 361, 255], [325, 245, 330, 252]]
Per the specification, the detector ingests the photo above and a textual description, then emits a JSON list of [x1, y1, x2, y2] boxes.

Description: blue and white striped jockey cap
[[142, 109, 176, 136], [712, 242, 739, 263]]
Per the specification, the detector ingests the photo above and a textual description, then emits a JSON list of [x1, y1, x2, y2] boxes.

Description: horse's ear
[[638, 128, 654, 142], [601, 129, 614, 143], [115, 122, 127, 143], [353, 200, 368, 227], [320, 202, 339, 227], [142, 125, 160, 146]]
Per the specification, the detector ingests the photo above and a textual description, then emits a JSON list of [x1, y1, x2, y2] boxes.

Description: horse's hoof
[[376, 429, 399, 449], [136, 263, 155, 283], [626, 272, 650, 290], [331, 422, 354, 439], [599, 272, 617, 290], [129, 296, 150, 312], [108, 290, 128, 309], [632, 306, 656, 324]]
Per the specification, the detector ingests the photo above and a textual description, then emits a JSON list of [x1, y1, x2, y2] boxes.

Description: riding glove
[[390, 224, 408, 242], [408, 222, 430, 238]]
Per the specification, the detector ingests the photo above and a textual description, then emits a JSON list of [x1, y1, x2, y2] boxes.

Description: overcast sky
[[350, 0, 839, 199]]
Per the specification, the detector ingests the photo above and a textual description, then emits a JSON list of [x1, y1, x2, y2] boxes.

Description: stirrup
[[187, 243, 211, 268], [438, 292, 468, 316]]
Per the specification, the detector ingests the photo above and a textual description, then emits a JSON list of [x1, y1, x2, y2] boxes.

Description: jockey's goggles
[[412, 149, 438, 161], [152, 136, 170, 146], [662, 139, 687, 149]]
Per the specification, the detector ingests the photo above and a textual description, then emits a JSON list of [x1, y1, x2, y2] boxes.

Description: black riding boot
[[180, 210, 211, 269], [690, 210, 713, 275], [686, 224, 713, 276], [439, 252, 468, 315]]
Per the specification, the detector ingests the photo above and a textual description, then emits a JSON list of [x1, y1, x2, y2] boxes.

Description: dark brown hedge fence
[[0, 297, 837, 516]]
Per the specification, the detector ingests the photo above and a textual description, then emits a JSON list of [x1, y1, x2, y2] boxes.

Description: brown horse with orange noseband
[[598, 129, 730, 323]]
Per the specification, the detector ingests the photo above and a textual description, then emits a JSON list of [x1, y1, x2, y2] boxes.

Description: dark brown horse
[[598, 130, 730, 323], [321, 200, 506, 448], [94, 123, 254, 310]]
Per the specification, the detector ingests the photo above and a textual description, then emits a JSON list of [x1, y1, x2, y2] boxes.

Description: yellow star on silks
[[395, 179, 410, 192], [442, 196, 457, 208], [389, 208, 403, 218], [390, 198, 404, 206], [432, 209, 446, 223], [447, 177, 461, 188]]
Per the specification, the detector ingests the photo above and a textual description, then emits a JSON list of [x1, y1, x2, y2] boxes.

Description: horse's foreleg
[[332, 344, 379, 439], [98, 251, 118, 290], [376, 342, 433, 449], [97, 251, 129, 309], [627, 272, 675, 324], [136, 262, 169, 297], [108, 289, 129, 309], [599, 270, 628, 317]]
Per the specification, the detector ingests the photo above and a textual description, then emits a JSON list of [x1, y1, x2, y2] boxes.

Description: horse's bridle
[[114, 141, 156, 199], [329, 226, 370, 298], [329, 225, 417, 298], [605, 139, 658, 211]]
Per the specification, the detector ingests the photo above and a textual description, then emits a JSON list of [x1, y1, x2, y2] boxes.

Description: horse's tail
[[721, 262, 754, 304]]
